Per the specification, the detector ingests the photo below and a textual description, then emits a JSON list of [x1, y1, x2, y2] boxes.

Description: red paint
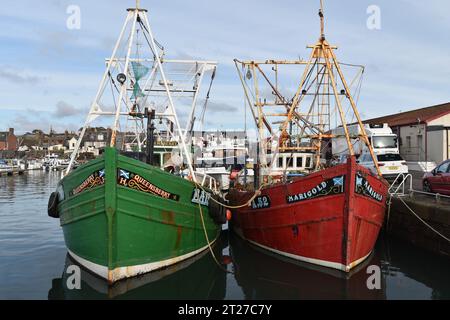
[[226, 210, 232, 221], [423, 159, 450, 195], [228, 157, 388, 271], [222, 255, 232, 265]]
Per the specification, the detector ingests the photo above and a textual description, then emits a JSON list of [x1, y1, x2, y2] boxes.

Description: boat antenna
[[319, 0, 325, 40], [136, 0, 140, 9]]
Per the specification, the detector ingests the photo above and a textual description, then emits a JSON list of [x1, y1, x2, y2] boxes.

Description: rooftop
[[364, 102, 450, 127]]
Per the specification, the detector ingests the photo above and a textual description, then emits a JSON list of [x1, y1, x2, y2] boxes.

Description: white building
[[68, 137, 77, 151]]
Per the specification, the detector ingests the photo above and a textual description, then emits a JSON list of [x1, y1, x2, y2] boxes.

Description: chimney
[[8, 128, 14, 136]]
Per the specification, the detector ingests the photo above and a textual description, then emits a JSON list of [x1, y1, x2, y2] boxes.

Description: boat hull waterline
[[228, 157, 388, 272], [52, 148, 221, 284]]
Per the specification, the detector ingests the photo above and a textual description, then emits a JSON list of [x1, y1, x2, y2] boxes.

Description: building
[[80, 127, 112, 156], [68, 137, 78, 151], [364, 102, 450, 170], [0, 128, 18, 151]]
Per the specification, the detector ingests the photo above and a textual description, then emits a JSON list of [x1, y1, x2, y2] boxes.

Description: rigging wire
[[199, 67, 217, 132]]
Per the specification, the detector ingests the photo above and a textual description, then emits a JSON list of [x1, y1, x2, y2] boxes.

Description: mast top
[[319, 0, 325, 41], [127, 0, 147, 12]]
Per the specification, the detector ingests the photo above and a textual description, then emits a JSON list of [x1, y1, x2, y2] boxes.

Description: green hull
[[56, 148, 221, 283]]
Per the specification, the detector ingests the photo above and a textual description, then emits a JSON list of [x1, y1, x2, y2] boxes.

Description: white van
[[358, 153, 409, 180], [332, 123, 399, 157]]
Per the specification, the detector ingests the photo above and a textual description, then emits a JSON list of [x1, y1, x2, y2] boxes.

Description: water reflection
[[46, 228, 450, 300], [229, 233, 386, 300], [48, 235, 228, 300], [378, 235, 450, 300], [2, 172, 450, 299]]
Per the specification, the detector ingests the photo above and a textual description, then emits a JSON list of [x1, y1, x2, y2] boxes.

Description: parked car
[[357, 153, 409, 180], [422, 160, 450, 195]]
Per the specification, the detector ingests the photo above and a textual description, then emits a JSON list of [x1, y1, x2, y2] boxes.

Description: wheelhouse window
[[305, 156, 311, 168], [286, 157, 293, 168], [296, 156, 303, 168], [278, 156, 283, 168]]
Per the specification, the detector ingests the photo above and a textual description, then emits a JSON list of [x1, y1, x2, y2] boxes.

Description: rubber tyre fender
[[48, 192, 60, 218]]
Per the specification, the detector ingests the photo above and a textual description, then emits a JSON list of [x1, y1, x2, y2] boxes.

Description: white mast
[[65, 2, 217, 181]]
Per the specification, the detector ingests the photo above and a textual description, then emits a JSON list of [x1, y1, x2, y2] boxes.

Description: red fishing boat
[[229, 1, 388, 272]]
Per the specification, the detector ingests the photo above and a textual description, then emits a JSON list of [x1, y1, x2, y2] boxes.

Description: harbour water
[[1, 171, 450, 300]]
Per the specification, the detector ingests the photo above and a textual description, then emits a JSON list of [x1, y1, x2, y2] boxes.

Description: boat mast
[[66, 10, 134, 175], [138, 10, 198, 181], [234, 0, 382, 184], [65, 1, 217, 181]]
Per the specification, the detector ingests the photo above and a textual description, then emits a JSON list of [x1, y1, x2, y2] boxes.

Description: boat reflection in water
[[48, 235, 227, 300], [46, 229, 450, 300], [229, 233, 386, 300]]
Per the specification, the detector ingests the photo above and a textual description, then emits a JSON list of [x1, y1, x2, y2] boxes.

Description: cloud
[[0, 67, 45, 85], [54, 101, 84, 118], [10, 111, 81, 134], [206, 101, 238, 113]]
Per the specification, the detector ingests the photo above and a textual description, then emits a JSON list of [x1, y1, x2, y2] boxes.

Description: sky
[[1, 0, 450, 134]]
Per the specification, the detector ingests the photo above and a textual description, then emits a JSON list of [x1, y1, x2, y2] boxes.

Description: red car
[[423, 160, 450, 195]]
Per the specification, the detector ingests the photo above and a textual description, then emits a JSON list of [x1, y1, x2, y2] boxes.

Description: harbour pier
[[386, 173, 450, 258], [0, 167, 25, 177]]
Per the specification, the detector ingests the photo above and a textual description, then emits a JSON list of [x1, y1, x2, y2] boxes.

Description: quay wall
[[387, 194, 450, 258]]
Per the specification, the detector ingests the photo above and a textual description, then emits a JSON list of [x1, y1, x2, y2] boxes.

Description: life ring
[[48, 192, 60, 218]]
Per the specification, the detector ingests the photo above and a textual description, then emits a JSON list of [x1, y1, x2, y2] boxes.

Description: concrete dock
[[0, 168, 25, 177], [386, 171, 450, 258]]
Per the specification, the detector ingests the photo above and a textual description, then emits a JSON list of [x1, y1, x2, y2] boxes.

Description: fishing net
[[131, 61, 150, 99]]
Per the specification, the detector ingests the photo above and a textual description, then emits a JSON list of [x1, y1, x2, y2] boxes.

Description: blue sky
[[1, 0, 450, 134]]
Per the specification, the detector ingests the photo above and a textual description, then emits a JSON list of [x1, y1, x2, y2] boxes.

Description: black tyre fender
[[48, 192, 60, 218]]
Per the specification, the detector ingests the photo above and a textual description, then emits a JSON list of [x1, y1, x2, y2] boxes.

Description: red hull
[[228, 157, 388, 272]]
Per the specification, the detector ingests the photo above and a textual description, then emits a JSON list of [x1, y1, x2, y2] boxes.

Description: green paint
[[57, 147, 221, 272]]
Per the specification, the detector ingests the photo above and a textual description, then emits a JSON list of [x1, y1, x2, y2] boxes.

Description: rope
[[193, 179, 268, 273], [386, 196, 392, 231], [194, 180, 266, 209], [396, 196, 450, 243], [196, 200, 233, 274]]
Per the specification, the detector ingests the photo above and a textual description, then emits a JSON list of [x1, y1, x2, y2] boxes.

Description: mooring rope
[[194, 181, 266, 209], [396, 196, 450, 243], [196, 200, 234, 274], [194, 180, 268, 274]]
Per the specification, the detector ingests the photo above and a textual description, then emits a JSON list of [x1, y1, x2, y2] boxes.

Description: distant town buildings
[[79, 127, 112, 156], [0, 128, 18, 151]]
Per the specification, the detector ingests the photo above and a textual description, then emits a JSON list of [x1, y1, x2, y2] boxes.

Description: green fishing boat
[[48, 1, 224, 284]]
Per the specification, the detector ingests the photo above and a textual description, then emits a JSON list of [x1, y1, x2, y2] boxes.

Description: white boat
[[0, 159, 25, 175], [26, 159, 44, 170], [43, 154, 71, 171], [0, 159, 12, 173], [194, 138, 253, 190]]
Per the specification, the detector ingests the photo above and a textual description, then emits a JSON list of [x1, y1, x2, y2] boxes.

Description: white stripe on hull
[[67, 237, 218, 284], [234, 226, 371, 272]]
